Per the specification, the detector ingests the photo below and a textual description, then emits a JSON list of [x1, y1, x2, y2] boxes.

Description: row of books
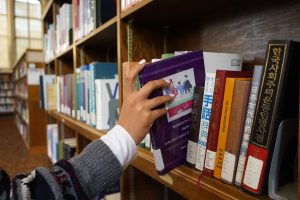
[[74, 0, 116, 41], [0, 97, 14, 104], [40, 61, 119, 130], [44, 23, 55, 62], [55, 3, 73, 55], [0, 74, 11, 82], [14, 82, 28, 98], [13, 62, 27, 81], [16, 101, 28, 124], [47, 124, 77, 163], [0, 90, 13, 96], [15, 116, 28, 142], [0, 105, 14, 113], [0, 82, 13, 90], [138, 40, 299, 195]]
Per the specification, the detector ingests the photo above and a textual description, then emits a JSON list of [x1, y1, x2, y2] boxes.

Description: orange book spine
[[213, 77, 251, 179]]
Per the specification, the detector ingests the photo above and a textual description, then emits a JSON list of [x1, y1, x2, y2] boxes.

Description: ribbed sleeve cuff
[[69, 140, 122, 198], [101, 125, 137, 169]]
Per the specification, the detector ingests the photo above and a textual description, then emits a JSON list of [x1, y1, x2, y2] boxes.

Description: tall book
[[95, 76, 119, 130], [213, 77, 252, 179], [221, 80, 251, 184], [195, 52, 242, 171], [242, 40, 300, 194], [234, 65, 264, 186], [139, 51, 206, 174], [186, 86, 204, 166], [89, 62, 118, 127], [203, 70, 253, 176]]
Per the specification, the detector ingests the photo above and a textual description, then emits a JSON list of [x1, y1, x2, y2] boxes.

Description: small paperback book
[[139, 50, 206, 174]]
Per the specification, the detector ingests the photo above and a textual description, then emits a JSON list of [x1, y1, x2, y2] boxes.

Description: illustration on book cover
[[163, 68, 195, 122]]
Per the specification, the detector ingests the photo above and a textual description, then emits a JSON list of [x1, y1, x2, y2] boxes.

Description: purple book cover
[[139, 51, 206, 174]]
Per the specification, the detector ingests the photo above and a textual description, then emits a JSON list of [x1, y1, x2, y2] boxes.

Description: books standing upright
[[242, 40, 300, 194], [221, 80, 251, 184], [139, 51, 206, 175], [204, 70, 253, 176], [194, 52, 242, 171]]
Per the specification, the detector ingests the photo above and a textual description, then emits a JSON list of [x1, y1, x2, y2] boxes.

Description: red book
[[242, 40, 300, 194], [203, 70, 253, 177]]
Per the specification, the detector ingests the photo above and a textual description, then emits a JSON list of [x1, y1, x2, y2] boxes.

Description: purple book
[[139, 51, 206, 174]]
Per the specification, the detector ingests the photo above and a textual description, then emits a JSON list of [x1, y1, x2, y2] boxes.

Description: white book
[[195, 52, 242, 171], [95, 78, 119, 130]]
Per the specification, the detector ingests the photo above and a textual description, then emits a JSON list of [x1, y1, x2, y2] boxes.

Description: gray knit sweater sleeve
[[69, 139, 123, 198], [10, 139, 123, 200]]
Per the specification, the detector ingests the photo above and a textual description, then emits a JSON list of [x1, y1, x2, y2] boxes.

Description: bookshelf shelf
[[13, 49, 47, 154], [75, 17, 118, 48], [56, 45, 74, 60], [48, 111, 107, 141], [120, 0, 153, 20], [133, 148, 265, 200]]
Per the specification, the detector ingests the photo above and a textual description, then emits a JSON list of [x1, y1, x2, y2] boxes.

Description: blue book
[[139, 50, 206, 174]]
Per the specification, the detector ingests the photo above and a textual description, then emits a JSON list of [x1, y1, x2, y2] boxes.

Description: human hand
[[118, 61, 174, 145]]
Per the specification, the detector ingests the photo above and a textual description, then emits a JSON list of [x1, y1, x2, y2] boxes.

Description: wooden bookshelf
[[13, 49, 47, 154], [39, 0, 300, 199], [0, 73, 14, 115]]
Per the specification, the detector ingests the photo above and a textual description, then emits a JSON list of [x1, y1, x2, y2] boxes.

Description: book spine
[[195, 73, 216, 171], [95, 79, 103, 130], [186, 86, 204, 166], [203, 71, 226, 175], [213, 78, 236, 178], [89, 64, 96, 127], [221, 80, 251, 184], [235, 65, 263, 186], [242, 42, 292, 194]]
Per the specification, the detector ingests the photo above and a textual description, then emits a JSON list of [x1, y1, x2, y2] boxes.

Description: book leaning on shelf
[[242, 40, 300, 194], [139, 51, 206, 174]]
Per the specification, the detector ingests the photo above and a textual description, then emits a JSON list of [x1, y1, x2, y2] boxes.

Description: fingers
[[146, 95, 174, 109], [150, 108, 167, 122], [140, 79, 169, 97], [124, 62, 145, 93]]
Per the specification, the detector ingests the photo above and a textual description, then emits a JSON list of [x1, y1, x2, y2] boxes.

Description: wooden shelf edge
[[131, 148, 261, 200], [55, 45, 74, 60], [120, 0, 153, 20], [47, 110, 107, 141], [75, 17, 117, 47], [42, 0, 54, 21]]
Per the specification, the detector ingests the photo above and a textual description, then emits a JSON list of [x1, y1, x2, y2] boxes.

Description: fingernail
[[138, 59, 146, 64], [169, 93, 175, 97], [165, 80, 170, 84]]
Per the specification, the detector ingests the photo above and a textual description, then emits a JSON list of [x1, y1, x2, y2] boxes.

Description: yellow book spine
[[213, 77, 251, 179]]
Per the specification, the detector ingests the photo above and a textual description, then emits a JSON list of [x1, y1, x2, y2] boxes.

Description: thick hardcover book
[[195, 52, 242, 171], [186, 86, 204, 166], [242, 40, 300, 194], [221, 80, 251, 184], [139, 51, 206, 174], [203, 70, 253, 176], [213, 77, 252, 179], [235, 65, 264, 186]]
